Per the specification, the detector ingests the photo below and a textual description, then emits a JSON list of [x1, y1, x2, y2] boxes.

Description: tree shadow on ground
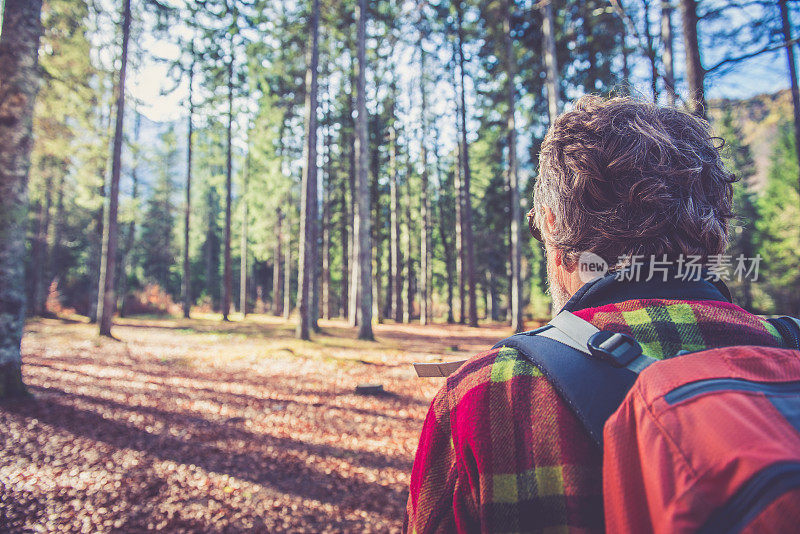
[[3, 394, 409, 517]]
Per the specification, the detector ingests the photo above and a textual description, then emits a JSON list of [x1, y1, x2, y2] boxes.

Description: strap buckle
[[587, 331, 642, 368]]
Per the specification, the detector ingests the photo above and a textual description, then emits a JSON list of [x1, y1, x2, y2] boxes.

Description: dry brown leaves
[[0, 315, 511, 533]]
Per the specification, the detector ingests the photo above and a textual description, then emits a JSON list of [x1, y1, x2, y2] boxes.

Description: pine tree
[[97, 0, 132, 336], [504, 0, 523, 332], [297, 0, 321, 340], [139, 128, 179, 295], [717, 108, 758, 310], [757, 121, 800, 315], [355, 0, 373, 339]]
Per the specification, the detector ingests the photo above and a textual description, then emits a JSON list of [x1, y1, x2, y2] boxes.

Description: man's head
[[530, 95, 736, 310]]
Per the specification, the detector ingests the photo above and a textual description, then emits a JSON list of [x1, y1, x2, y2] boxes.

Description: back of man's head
[[532, 95, 735, 269]]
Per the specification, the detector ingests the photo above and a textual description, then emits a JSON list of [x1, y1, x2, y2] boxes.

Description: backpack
[[489, 311, 800, 534]]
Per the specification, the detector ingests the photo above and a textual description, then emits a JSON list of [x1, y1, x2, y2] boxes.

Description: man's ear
[[543, 206, 575, 273], [544, 205, 557, 237]]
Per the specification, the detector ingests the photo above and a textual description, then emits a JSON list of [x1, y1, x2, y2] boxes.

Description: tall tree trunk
[[272, 208, 283, 315], [404, 164, 414, 323], [340, 149, 349, 318], [457, 0, 478, 327], [455, 140, 466, 324], [418, 32, 431, 325], [642, 0, 659, 102], [505, 0, 524, 332], [371, 138, 383, 325], [222, 56, 234, 321], [240, 154, 249, 318], [542, 0, 560, 121], [203, 188, 218, 310], [384, 139, 393, 321], [451, 48, 465, 324], [348, 54, 359, 327], [119, 111, 141, 318], [778, 0, 800, 190], [183, 56, 194, 319], [661, 0, 676, 106], [355, 0, 373, 340], [283, 209, 292, 319], [435, 137, 455, 324], [322, 112, 332, 320], [679, 0, 706, 118], [89, 105, 112, 323], [487, 271, 497, 320], [297, 0, 320, 340], [97, 0, 131, 337], [390, 107, 402, 322], [0, 0, 43, 398], [88, 182, 103, 322]]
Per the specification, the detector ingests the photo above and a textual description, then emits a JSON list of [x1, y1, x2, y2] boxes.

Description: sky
[[128, 30, 794, 125]]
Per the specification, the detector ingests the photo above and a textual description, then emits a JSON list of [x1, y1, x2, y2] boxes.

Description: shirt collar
[[561, 271, 733, 313]]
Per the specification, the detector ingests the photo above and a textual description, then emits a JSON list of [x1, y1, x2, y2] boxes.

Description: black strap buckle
[[587, 331, 642, 368]]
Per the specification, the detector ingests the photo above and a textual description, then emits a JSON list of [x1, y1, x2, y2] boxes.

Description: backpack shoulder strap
[[492, 311, 655, 446], [767, 316, 800, 350]]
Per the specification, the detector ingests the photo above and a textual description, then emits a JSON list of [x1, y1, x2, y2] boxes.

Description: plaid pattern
[[404, 299, 785, 534]]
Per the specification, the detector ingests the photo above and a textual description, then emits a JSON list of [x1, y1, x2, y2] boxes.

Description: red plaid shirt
[[405, 298, 784, 533]]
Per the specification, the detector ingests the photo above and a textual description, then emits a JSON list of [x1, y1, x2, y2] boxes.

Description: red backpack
[[492, 311, 800, 533]]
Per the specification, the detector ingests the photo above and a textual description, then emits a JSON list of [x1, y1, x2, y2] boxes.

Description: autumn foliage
[[1, 315, 511, 532]]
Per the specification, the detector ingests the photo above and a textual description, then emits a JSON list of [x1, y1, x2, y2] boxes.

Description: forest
[[7, 0, 800, 338], [1, 0, 800, 531]]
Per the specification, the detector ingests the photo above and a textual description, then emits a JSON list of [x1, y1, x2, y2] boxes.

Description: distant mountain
[[709, 89, 795, 191]]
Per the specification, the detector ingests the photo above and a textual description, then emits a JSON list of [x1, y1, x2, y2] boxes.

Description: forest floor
[[0, 314, 517, 533]]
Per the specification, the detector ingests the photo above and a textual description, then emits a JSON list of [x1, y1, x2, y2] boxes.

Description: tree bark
[[272, 208, 283, 315], [435, 136, 455, 324], [355, 0, 373, 340], [340, 142, 349, 318], [404, 162, 414, 323], [118, 111, 141, 318], [182, 55, 194, 319], [505, 0, 524, 333], [297, 0, 320, 340], [283, 209, 292, 319], [222, 55, 234, 321], [348, 54, 359, 327], [778, 0, 800, 191], [457, 0, 478, 327], [542, 0, 560, 121], [661, 0, 676, 106], [370, 134, 383, 325], [0, 0, 43, 397], [679, 0, 706, 118], [97, 0, 131, 337], [418, 32, 431, 325], [642, 0, 659, 102], [322, 106, 332, 320], [451, 45, 465, 324], [390, 106, 402, 322], [89, 106, 112, 323], [240, 153, 249, 318]]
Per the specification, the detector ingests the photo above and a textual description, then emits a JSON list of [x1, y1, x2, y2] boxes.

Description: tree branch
[[706, 37, 800, 74]]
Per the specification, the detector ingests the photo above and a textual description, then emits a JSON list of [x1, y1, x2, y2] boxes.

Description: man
[[404, 95, 787, 533]]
